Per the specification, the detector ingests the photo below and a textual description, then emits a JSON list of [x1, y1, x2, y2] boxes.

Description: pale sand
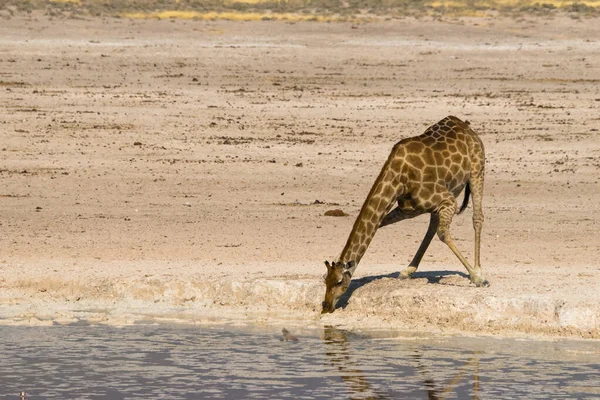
[[0, 12, 599, 339]]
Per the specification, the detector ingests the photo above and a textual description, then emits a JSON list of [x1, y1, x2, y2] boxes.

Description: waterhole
[[0, 324, 598, 399]]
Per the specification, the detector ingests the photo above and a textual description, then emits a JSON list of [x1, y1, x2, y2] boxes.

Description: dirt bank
[[0, 12, 599, 339]]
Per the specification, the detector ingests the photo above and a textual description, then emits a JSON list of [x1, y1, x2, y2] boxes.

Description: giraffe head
[[322, 260, 354, 314]]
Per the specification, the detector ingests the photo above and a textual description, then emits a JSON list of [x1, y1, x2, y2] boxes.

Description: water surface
[[0, 324, 598, 399]]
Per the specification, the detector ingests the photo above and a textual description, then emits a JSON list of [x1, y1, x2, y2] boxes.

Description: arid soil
[[1, 12, 599, 339]]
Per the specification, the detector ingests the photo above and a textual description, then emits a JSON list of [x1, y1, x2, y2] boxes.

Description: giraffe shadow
[[336, 270, 469, 311]]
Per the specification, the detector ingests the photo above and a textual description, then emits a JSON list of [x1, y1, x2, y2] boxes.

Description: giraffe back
[[391, 116, 484, 212]]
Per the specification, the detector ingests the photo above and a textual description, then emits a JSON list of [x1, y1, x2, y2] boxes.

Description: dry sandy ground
[[0, 12, 599, 339]]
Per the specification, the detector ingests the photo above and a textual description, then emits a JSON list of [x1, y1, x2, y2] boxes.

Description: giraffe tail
[[457, 182, 470, 215]]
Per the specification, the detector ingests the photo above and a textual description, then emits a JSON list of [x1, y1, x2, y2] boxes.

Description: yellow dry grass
[[427, 0, 600, 8], [223, 0, 275, 4], [122, 10, 355, 22]]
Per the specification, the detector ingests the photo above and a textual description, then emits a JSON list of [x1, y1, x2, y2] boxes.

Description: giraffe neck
[[339, 152, 405, 274]]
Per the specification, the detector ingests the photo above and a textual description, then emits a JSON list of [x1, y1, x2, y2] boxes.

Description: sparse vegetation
[[0, 0, 598, 19]]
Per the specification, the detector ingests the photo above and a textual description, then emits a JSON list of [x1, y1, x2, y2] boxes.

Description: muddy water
[[0, 324, 599, 399]]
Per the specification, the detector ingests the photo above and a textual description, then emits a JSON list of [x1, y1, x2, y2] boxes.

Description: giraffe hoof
[[399, 266, 417, 280], [473, 278, 489, 287]]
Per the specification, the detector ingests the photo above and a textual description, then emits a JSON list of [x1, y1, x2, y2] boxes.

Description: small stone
[[324, 209, 349, 217]]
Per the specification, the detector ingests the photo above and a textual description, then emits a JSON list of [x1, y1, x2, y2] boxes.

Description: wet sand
[[0, 12, 599, 339]]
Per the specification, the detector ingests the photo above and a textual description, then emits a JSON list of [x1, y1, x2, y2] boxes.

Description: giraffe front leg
[[379, 205, 427, 279], [400, 213, 439, 280], [437, 201, 489, 287], [379, 207, 409, 228]]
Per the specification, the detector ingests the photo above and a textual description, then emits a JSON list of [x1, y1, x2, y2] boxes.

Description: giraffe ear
[[345, 261, 355, 271]]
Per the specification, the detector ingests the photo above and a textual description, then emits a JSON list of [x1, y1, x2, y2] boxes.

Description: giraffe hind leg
[[469, 170, 485, 272], [437, 198, 488, 287]]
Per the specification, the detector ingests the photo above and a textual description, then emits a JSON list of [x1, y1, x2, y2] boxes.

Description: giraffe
[[322, 116, 488, 314]]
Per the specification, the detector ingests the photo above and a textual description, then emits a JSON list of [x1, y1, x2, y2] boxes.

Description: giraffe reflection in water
[[323, 326, 385, 399], [412, 350, 481, 400], [323, 326, 481, 400]]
